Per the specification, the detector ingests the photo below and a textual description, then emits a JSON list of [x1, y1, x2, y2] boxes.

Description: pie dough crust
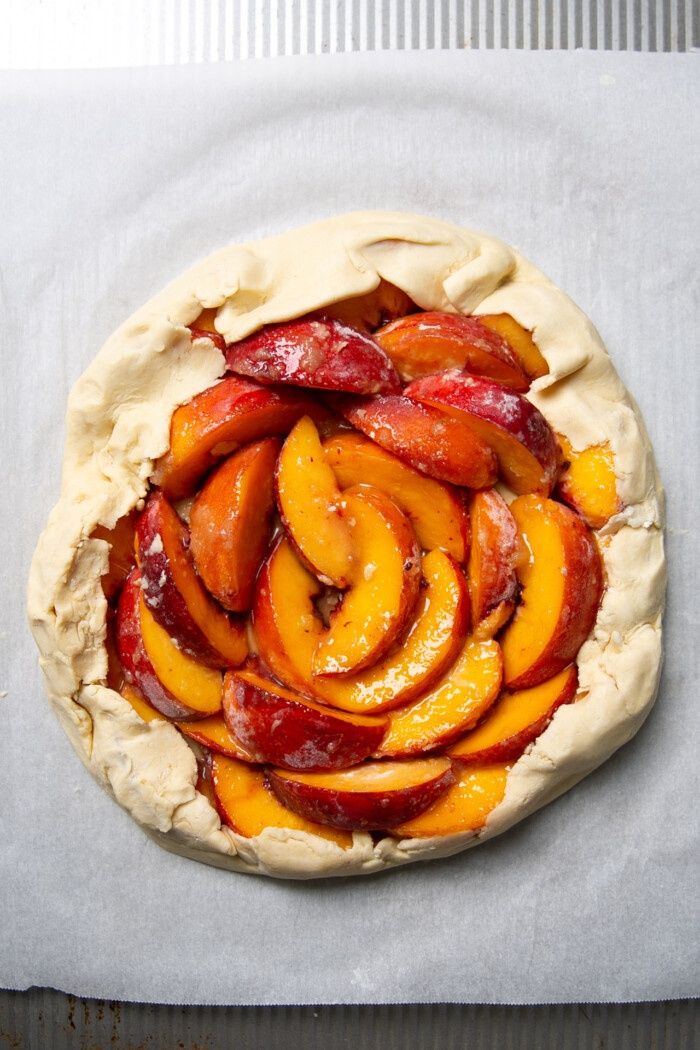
[[27, 212, 666, 879]]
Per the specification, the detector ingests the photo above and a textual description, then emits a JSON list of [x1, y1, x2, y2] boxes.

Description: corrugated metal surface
[[1, 0, 697, 68], [2, 1, 697, 1045], [1, 990, 699, 1048]]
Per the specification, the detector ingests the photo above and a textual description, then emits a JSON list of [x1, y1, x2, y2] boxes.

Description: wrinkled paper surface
[[1, 49, 698, 1005]]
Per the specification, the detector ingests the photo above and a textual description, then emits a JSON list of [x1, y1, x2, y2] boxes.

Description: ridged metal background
[[2, 1, 698, 1046], [1, 0, 697, 68], [0, 990, 698, 1048]]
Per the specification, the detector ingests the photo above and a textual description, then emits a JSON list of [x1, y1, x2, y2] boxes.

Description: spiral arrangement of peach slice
[[108, 301, 614, 843]]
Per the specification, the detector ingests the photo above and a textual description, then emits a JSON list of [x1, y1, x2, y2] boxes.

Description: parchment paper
[[1, 49, 698, 1006]]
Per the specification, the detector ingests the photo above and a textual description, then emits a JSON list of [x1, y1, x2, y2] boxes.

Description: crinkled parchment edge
[[27, 211, 666, 879]]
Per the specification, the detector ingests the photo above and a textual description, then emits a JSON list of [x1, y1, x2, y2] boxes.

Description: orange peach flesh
[[139, 594, 223, 717], [210, 753, 353, 847], [275, 415, 355, 588], [374, 638, 503, 757], [322, 431, 470, 562], [190, 307, 219, 334], [499, 495, 603, 690], [254, 541, 469, 714], [311, 486, 421, 677], [190, 437, 280, 611], [449, 664, 578, 764], [556, 435, 620, 530], [476, 313, 549, 380], [390, 762, 510, 838]]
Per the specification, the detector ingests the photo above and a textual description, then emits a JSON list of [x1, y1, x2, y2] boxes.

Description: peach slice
[[189, 323, 226, 353], [176, 712, 257, 762], [467, 490, 522, 637], [374, 311, 529, 391], [91, 510, 138, 602], [311, 486, 421, 677], [322, 431, 470, 562], [390, 762, 509, 838], [275, 416, 355, 588], [267, 757, 455, 831], [475, 313, 549, 380], [556, 435, 621, 530], [120, 682, 166, 724], [225, 318, 401, 396], [189, 437, 280, 611], [222, 668, 388, 771], [405, 371, 559, 495], [449, 664, 578, 765], [115, 568, 207, 720], [210, 753, 352, 847], [136, 491, 247, 668], [499, 496, 604, 690], [321, 280, 416, 332], [152, 375, 330, 500], [254, 541, 469, 714], [139, 591, 223, 718], [374, 638, 502, 758], [336, 393, 498, 489], [252, 536, 325, 696]]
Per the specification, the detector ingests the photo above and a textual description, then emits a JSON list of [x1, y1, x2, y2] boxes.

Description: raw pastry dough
[[27, 212, 666, 879]]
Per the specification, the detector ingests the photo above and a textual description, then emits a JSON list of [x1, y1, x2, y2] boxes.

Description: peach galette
[[28, 213, 665, 879]]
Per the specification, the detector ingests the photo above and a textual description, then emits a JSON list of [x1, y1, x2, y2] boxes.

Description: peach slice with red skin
[[176, 712, 257, 762], [555, 435, 621, 530], [225, 317, 401, 396], [136, 491, 247, 668], [116, 568, 207, 720], [253, 540, 469, 714], [152, 375, 330, 500], [390, 762, 510, 839], [405, 371, 560, 496], [374, 311, 529, 391], [222, 667, 388, 771], [210, 753, 353, 847], [267, 757, 455, 831], [336, 393, 498, 490], [322, 431, 470, 562], [320, 280, 416, 332], [374, 637, 502, 758], [120, 682, 166, 724], [91, 510, 138, 602], [499, 495, 603, 690], [139, 591, 223, 717], [475, 313, 549, 380], [189, 325, 226, 353], [189, 437, 280, 611], [467, 489, 522, 638], [449, 664, 578, 765], [275, 416, 355, 588], [311, 486, 421, 677]]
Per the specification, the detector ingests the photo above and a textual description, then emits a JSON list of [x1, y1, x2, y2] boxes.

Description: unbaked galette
[[28, 213, 666, 879]]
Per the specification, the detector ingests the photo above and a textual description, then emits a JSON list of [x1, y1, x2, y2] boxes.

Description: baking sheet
[[1, 49, 698, 1005]]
